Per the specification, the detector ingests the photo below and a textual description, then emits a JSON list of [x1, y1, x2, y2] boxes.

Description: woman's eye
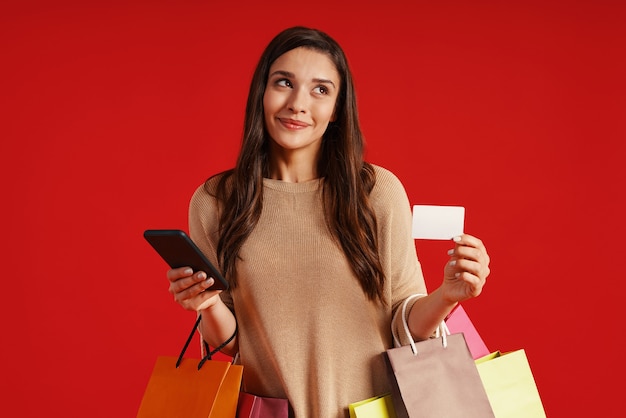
[[276, 79, 292, 87], [314, 85, 329, 95]]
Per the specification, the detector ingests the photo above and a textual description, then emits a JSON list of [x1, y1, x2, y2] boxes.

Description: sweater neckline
[[262, 177, 322, 193]]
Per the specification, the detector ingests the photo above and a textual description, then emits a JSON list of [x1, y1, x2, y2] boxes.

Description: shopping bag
[[475, 350, 546, 417], [136, 315, 242, 418], [385, 294, 495, 418], [349, 394, 397, 418], [137, 357, 241, 418], [445, 304, 490, 359], [236, 391, 289, 417]]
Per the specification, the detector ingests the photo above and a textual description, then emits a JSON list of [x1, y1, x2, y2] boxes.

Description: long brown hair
[[208, 26, 386, 303]]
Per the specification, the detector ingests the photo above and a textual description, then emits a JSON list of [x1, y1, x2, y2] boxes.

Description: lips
[[278, 118, 310, 129]]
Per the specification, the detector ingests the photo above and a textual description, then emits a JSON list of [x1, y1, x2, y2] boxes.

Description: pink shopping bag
[[445, 304, 490, 359]]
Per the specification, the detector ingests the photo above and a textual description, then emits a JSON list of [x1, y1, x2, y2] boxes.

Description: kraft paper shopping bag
[[386, 294, 495, 418]]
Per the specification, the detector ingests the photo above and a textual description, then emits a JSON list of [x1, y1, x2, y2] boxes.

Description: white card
[[412, 205, 465, 240]]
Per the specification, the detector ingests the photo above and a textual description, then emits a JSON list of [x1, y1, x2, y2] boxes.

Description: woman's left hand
[[442, 234, 491, 303]]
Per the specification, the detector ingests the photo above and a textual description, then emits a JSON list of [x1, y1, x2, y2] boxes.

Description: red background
[[2, 0, 625, 416]]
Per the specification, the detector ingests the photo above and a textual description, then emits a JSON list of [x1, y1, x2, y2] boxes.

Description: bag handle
[[175, 315, 238, 370], [391, 294, 450, 355]]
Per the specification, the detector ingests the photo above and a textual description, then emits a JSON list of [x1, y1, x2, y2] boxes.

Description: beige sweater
[[188, 165, 426, 418]]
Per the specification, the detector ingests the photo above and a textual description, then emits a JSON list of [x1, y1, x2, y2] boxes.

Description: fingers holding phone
[[144, 229, 229, 311], [167, 267, 223, 311]]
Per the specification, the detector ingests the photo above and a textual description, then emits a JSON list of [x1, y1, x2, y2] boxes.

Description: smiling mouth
[[279, 118, 309, 129]]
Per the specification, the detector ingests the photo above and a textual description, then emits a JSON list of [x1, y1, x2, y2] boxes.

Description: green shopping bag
[[475, 350, 546, 417]]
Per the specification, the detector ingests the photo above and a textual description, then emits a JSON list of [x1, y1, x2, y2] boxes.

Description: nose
[[287, 88, 307, 114]]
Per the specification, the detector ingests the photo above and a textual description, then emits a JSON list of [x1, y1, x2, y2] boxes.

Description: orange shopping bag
[[137, 315, 242, 418]]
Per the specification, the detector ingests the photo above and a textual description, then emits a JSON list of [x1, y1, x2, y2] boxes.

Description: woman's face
[[263, 47, 340, 160]]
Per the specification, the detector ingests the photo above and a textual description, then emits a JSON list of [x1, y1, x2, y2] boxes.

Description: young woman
[[166, 26, 490, 418]]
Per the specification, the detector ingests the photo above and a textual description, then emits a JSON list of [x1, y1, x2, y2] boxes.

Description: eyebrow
[[269, 70, 337, 89]]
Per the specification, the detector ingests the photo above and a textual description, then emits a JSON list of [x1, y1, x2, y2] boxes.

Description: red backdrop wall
[[2, 0, 624, 416]]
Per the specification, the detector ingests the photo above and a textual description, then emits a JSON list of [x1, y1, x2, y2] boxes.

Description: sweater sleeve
[[188, 179, 235, 312], [370, 165, 427, 346]]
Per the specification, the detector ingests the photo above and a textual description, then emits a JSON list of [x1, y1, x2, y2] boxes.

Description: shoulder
[[191, 171, 230, 203], [369, 164, 410, 203], [366, 164, 412, 223], [371, 164, 403, 187], [189, 171, 232, 215], [188, 172, 234, 245]]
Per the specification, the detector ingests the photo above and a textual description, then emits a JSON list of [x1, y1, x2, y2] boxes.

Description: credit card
[[412, 205, 465, 240]]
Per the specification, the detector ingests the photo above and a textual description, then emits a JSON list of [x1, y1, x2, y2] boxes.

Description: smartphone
[[143, 229, 229, 291]]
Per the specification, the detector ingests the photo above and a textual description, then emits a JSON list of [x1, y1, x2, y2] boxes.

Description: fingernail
[[447, 249, 454, 256], [197, 272, 207, 280], [449, 260, 457, 267], [453, 236, 462, 243], [183, 268, 193, 275], [455, 272, 461, 278]]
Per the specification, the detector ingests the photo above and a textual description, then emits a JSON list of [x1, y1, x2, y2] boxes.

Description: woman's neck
[[268, 151, 320, 183]]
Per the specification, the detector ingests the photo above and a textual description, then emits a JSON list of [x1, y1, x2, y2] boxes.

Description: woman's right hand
[[166, 267, 223, 311]]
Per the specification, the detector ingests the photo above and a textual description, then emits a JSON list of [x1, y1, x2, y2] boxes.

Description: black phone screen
[[143, 229, 228, 291]]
